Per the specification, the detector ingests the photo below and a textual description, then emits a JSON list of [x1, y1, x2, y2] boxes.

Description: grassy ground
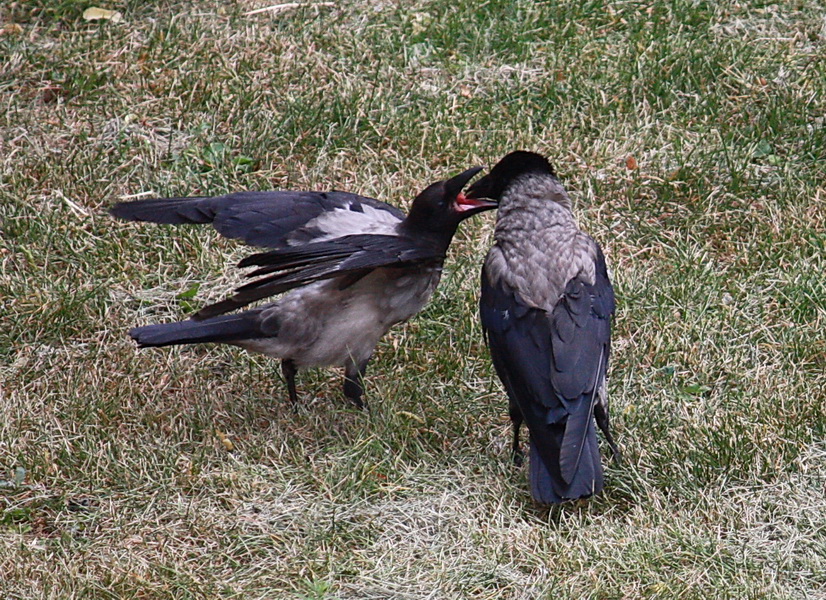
[[2, 0, 825, 597]]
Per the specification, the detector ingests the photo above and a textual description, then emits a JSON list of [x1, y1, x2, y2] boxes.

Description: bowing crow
[[111, 166, 495, 408], [467, 151, 619, 504]]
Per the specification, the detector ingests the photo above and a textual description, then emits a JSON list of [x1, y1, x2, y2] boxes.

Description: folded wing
[[481, 250, 614, 502]]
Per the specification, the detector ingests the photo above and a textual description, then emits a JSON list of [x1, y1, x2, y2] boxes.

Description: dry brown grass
[[2, 1, 825, 598]]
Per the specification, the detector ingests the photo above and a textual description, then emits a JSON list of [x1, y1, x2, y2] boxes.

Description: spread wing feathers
[[193, 234, 443, 320], [480, 257, 614, 502], [110, 191, 405, 249]]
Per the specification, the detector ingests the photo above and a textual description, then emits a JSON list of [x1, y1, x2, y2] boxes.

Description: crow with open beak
[[111, 166, 495, 408], [466, 151, 619, 504]]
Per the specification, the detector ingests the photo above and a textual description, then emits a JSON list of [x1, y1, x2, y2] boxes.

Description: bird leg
[[509, 400, 524, 467], [594, 402, 621, 463], [343, 358, 370, 410], [281, 359, 299, 405]]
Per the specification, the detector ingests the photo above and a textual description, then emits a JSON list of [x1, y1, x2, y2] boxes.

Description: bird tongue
[[455, 193, 497, 212]]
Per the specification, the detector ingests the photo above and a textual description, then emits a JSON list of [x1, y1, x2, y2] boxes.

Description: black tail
[[129, 313, 265, 348], [528, 420, 603, 504]]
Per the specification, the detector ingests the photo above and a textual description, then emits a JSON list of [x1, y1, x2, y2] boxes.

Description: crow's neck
[[398, 219, 456, 254]]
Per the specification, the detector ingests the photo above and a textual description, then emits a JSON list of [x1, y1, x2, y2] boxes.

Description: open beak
[[455, 192, 498, 213], [462, 171, 493, 201], [444, 166, 497, 215]]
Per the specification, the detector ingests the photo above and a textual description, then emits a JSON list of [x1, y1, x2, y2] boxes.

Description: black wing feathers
[[109, 196, 216, 225], [110, 191, 405, 249], [193, 234, 444, 320], [551, 250, 614, 401], [112, 191, 422, 320], [481, 252, 614, 502], [480, 276, 556, 408]]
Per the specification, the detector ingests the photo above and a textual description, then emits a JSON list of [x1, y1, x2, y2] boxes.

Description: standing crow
[[111, 166, 495, 408], [466, 151, 619, 504]]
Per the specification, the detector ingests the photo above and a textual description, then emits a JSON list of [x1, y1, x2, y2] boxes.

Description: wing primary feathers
[[193, 237, 444, 319], [111, 192, 405, 248], [559, 346, 604, 485]]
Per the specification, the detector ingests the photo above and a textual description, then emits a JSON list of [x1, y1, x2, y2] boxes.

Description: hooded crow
[[466, 151, 619, 504], [111, 166, 495, 408]]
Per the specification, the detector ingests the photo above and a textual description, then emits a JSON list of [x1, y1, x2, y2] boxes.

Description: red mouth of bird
[[454, 193, 497, 212]]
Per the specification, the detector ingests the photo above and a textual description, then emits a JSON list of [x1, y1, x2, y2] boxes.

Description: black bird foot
[[512, 447, 525, 468], [343, 362, 369, 411], [281, 359, 300, 408], [342, 384, 368, 411]]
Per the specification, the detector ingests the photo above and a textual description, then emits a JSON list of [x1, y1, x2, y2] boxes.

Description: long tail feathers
[[528, 421, 604, 505], [129, 313, 263, 348], [529, 443, 563, 504]]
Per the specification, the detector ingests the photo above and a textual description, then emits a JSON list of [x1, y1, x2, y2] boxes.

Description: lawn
[[1, 0, 825, 598]]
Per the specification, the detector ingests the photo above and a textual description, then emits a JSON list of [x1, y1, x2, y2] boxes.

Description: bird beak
[[455, 192, 498, 213], [446, 166, 497, 214], [445, 166, 484, 197], [462, 172, 493, 201]]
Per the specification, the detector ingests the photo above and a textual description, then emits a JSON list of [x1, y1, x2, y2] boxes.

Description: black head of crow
[[401, 167, 494, 246], [467, 151, 619, 505], [464, 151, 557, 202], [110, 166, 495, 408]]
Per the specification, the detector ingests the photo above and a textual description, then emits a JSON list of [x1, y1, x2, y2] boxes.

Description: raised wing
[[110, 191, 405, 249], [194, 234, 444, 319]]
